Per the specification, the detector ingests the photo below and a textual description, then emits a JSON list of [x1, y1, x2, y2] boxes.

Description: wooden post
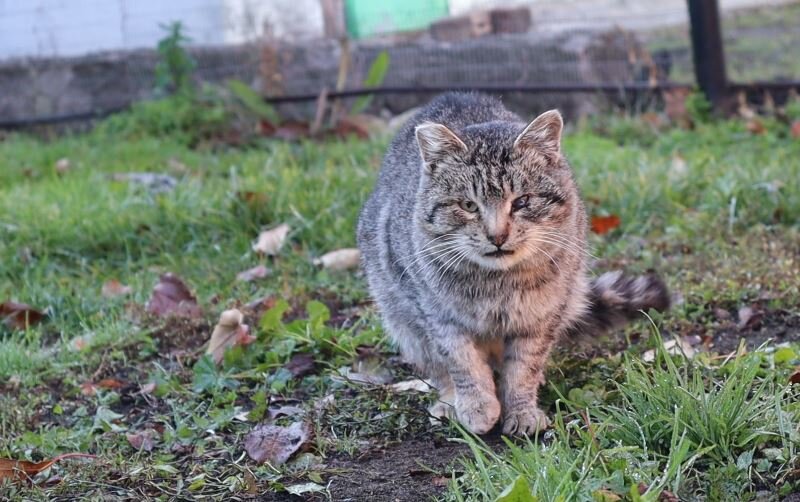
[[686, 0, 730, 111]]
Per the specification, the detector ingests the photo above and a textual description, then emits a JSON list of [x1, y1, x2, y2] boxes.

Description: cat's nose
[[487, 231, 509, 248]]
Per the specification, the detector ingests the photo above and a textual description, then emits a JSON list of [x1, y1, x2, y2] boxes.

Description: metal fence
[[1, 0, 799, 128]]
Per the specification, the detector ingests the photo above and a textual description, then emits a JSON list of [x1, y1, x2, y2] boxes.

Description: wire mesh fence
[[0, 0, 798, 127]]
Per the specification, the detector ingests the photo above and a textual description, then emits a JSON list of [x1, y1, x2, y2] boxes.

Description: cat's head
[[414, 110, 580, 271]]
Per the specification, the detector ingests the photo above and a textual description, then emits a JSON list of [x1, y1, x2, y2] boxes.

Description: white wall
[[0, 0, 324, 60]]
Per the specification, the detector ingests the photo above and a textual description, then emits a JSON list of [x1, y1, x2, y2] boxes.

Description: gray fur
[[357, 93, 668, 434]]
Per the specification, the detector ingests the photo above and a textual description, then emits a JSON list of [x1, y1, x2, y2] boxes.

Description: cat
[[357, 93, 669, 435]]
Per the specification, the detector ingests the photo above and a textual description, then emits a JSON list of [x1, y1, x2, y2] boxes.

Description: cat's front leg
[[500, 336, 553, 435], [431, 326, 500, 434]]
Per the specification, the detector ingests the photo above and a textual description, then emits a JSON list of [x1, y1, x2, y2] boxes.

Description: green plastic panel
[[345, 0, 449, 39]]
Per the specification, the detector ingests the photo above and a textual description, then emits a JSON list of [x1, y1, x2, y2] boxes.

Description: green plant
[[155, 21, 197, 96], [350, 50, 390, 115], [685, 89, 713, 124], [227, 79, 281, 124]]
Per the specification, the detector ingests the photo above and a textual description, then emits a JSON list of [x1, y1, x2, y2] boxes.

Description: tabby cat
[[357, 93, 669, 435]]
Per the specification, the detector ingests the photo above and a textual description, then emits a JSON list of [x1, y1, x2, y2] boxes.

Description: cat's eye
[[459, 200, 479, 213], [511, 195, 531, 211]]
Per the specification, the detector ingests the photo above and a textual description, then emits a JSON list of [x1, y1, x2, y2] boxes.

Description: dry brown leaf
[[101, 280, 132, 298], [252, 224, 290, 256], [206, 309, 255, 364], [1, 301, 45, 330], [146, 273, 202, 319], [283, 353, 316, 378], [746, 119, 766, 135], [0, 453, 95, 484], [244, 421, 310, 465], [236, 265, 270, 282], [313, 248, 361, 271], [590, 215, 621, 235], [737, 305, 762, 330], [126, 429, 158, 452], [789, 367, 800, 385]]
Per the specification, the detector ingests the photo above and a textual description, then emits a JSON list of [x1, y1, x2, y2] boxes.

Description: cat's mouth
[[484, 249, 515, 258]]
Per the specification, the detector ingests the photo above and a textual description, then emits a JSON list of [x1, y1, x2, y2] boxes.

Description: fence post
[[686, 0, 729, 111]]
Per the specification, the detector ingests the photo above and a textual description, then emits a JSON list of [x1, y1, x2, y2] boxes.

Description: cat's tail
[[570, 271, 670, 337]]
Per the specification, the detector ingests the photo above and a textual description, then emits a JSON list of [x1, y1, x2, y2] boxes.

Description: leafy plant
[[350, 50, 390, 115], [227, 79, 281, 124], [685, 89, 713, 124], [155, 21, 197, 96]]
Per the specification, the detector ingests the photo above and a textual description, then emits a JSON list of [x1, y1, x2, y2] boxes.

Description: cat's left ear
[[513, 110, 563, 158]]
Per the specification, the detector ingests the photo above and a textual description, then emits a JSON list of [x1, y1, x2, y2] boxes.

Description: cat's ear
[[415, 122, 467, 171], [513, 110, 563, 157]]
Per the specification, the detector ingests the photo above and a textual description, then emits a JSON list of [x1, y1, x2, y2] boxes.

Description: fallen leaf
[[283, 353, 316, 378], [98, 378, 124, 389], [206, 309, 255, 364], [746, 119, 766, 135], [80, 382, 98, 396], [789, 367, 800, 385], [0, 453, 95, 484], [260, 121, 311, 141], [268, 405, 305, 420], [390, 378, 433, 393], [1, 301, 45, 330], [101, 280, 132, 298], [286, 482, 326, 495], [432, 476, 449, 488], [332, 114, 386, 139], [139, 382, 157, 395], [54, 158, 71, 174], [112, 172, 177, 194], [126, 429, 158, 452], [791, 121, 800, 139], [713, 308, 732, 321], [244, 421, 310, 465], [313, 248, 361, 271], [590, 215, 621, 235], [236, 265, 270, 282], [238, 191, 269, 205], [146, 273, 202, 318], [659, 490, 680, 502], [737, 305, 762, 330], [662, 88, 691, 128], [252, 224, 290, 256], [642, 338, 696, 362]]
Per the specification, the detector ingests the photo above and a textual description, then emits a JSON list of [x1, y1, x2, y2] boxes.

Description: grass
[[1, 105, 800, 500]]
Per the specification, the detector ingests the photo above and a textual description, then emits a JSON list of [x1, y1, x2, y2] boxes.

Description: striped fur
[[357, 93, 668, 435]]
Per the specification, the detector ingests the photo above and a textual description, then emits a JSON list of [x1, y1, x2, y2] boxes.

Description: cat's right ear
[[415, 122, 467, 172]]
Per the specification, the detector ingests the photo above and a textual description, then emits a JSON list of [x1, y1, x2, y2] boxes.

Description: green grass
[[1, 108, 799, 500]]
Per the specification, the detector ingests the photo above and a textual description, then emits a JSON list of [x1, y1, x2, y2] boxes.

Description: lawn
[[1, 106, 799, 501]]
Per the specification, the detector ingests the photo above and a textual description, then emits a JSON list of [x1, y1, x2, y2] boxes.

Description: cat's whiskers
[[428, 246, 471, 283], [536, 231, 598, 260], [525, 240, 563, 275], [400, 243, 462, 280]]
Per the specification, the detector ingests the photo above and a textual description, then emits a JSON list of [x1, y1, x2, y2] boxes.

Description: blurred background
[[1, 0, 799, 128]]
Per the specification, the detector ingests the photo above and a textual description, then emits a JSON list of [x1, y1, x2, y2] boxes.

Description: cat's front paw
[[502, 407, 551, 436], [455, 392, 501, 434]]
